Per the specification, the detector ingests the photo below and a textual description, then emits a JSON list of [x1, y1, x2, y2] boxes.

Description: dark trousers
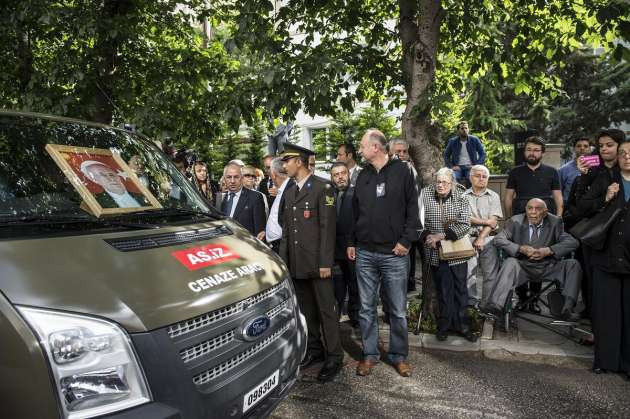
[[268, 239, 281, 254], [592, 267, 630, 373], [578, 246, 593, 318], [332, 259, 359, 322], [432, 261, 470, 333], [293, 277, 344, 361]]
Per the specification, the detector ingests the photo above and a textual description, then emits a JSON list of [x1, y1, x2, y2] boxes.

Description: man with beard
[[330, 162, 359, 327], [504, 136, 563, 313]]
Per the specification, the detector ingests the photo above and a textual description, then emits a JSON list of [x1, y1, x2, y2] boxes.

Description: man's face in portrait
[[87, 164, 127, 195]]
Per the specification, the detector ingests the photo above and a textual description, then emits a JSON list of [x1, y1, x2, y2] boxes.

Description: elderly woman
[[580, 137, 630, 379], [420, 167, 475, 342]]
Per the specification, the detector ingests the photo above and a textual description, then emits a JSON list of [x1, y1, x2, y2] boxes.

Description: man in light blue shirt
[[558, 137, 591, 204]]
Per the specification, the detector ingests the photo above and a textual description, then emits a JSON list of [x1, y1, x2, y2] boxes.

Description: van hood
[[0, 220, 289, 332]]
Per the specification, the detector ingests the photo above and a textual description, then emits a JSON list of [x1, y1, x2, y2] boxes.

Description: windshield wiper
[[0, 214, 159, 230]]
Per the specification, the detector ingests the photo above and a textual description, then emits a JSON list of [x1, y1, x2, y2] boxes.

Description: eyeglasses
[[618, 151, 630, 159], [436, 180, 452, 185]]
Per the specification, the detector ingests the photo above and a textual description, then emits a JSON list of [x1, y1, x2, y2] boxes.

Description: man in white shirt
[[462, 165, 503, 307], [265, 157, 293, 253], [336, 142, 361, 186]]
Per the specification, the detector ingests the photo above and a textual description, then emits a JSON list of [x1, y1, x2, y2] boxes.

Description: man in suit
[[221, 163, 266, 239], [279, 143, 343, 383], [330, 162, 359, 327], [81, 160, 151, 209], [483, 198, 582, 320], [336, 142, 361, 186]]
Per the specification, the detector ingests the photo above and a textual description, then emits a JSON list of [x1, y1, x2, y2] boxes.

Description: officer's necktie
[[224, 192, 235, 216]]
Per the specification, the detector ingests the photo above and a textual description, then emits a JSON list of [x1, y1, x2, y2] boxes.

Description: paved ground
[[273, 345, 630, 419], [272, 310, 628, 419]]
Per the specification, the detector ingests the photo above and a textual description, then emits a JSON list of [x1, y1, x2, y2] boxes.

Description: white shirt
[[106, 190, 141, 208], [225, 189, 243, 218], [348, 165, 361, 186], [459, 139, 472, 166], [265, 178, 290, 242]]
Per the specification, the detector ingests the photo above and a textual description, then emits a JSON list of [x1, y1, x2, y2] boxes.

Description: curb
[[350, 319, 594, 359]]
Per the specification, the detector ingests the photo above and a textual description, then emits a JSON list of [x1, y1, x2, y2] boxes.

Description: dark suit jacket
[[95, 191, 151, 208], [493, 213, 578, 262], [222, 188, 266, 236], [335, 186, 355, 260], [258, 176, 275, 208], [280, 175, 336, 279]]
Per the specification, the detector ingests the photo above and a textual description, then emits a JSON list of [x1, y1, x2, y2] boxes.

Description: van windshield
[[0, 113, 217, 230]]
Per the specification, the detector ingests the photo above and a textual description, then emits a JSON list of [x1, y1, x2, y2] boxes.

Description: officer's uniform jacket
[[280, 175, 336, 279]]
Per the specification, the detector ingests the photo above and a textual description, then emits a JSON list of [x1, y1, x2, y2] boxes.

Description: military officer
[[279, 143, 343, 383]]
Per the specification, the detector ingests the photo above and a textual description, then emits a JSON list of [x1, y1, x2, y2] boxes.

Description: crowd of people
[[167, 122, 630, 384]]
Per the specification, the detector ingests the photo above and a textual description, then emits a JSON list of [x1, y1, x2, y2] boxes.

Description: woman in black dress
[[580, 136, 630, 380]]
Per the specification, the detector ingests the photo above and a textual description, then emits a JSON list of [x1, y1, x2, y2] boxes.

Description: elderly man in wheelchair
[[482, 198, 582, 322]]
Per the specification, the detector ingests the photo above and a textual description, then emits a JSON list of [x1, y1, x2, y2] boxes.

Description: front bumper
[[128, 306, 307, 419]]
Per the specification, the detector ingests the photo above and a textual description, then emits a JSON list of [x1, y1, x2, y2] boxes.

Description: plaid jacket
[[420, 184, 472, 266]]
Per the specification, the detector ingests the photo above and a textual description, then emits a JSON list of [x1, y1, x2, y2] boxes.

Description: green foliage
[[483, 136, 514, 175], [245, 120, 266, 169], [312, 105, 400, 162]]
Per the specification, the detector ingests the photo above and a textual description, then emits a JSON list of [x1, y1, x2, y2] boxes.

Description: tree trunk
[[399, 0, 444, 326], [16, 24, 33, 92], [88, 0, 133, 123]]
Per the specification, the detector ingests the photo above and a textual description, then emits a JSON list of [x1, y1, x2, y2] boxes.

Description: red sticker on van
[[172, 244, 240, 270]]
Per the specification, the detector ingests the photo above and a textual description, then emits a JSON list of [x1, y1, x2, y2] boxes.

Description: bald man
[[483, 198, 582, 320]]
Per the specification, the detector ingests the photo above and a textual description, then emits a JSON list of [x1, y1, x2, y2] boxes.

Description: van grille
[[105, 225, 232, 252], [178, 298, 291, 364], [167, 280, 287, 338], [192, 322, 291, 386]]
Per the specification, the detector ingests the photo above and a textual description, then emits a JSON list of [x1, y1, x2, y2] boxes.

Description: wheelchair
[[495, 250, 593, 345]]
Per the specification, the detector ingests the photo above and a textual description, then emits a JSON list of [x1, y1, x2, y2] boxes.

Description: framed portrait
[[45, 144, 162, 217]]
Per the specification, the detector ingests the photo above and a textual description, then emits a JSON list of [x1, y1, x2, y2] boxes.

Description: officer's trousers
[[293, 277, 344, 361]]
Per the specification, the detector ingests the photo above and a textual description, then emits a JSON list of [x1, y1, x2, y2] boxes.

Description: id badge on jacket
[[376, 182, 386, 198]]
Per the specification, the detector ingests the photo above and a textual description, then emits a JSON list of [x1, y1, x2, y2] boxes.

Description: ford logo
[[242, 316, 271, 341]]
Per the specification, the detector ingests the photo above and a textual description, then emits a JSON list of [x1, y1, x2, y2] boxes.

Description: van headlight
[[18, 307, 151, 419]]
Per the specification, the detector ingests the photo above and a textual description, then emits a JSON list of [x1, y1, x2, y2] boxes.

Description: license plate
[[243, 370, 279, 413]]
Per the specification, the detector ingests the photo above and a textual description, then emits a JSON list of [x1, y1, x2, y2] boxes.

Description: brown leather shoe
[[394, 361, 412, 377], [356, 360, 377, 376]]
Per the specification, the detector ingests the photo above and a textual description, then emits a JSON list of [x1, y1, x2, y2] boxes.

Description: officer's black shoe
[[436, 330, 448, 341], [317, 360, 343, 382], [300, 353, 325, 369]]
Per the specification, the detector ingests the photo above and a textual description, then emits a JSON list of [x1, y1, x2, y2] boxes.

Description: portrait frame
[[45, 144, 162, 217]]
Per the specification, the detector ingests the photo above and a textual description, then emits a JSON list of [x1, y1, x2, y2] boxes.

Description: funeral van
[[0, 110, 306, 419]]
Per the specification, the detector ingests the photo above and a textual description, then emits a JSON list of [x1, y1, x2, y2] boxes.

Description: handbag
[[568, 203, 622, 250], [437, 201, 476, 260], [439, 234, 476, 260]]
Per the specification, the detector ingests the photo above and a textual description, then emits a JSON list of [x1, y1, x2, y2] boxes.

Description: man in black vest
[[279, 143, 343, 383], [330, 162, 359, 328]]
